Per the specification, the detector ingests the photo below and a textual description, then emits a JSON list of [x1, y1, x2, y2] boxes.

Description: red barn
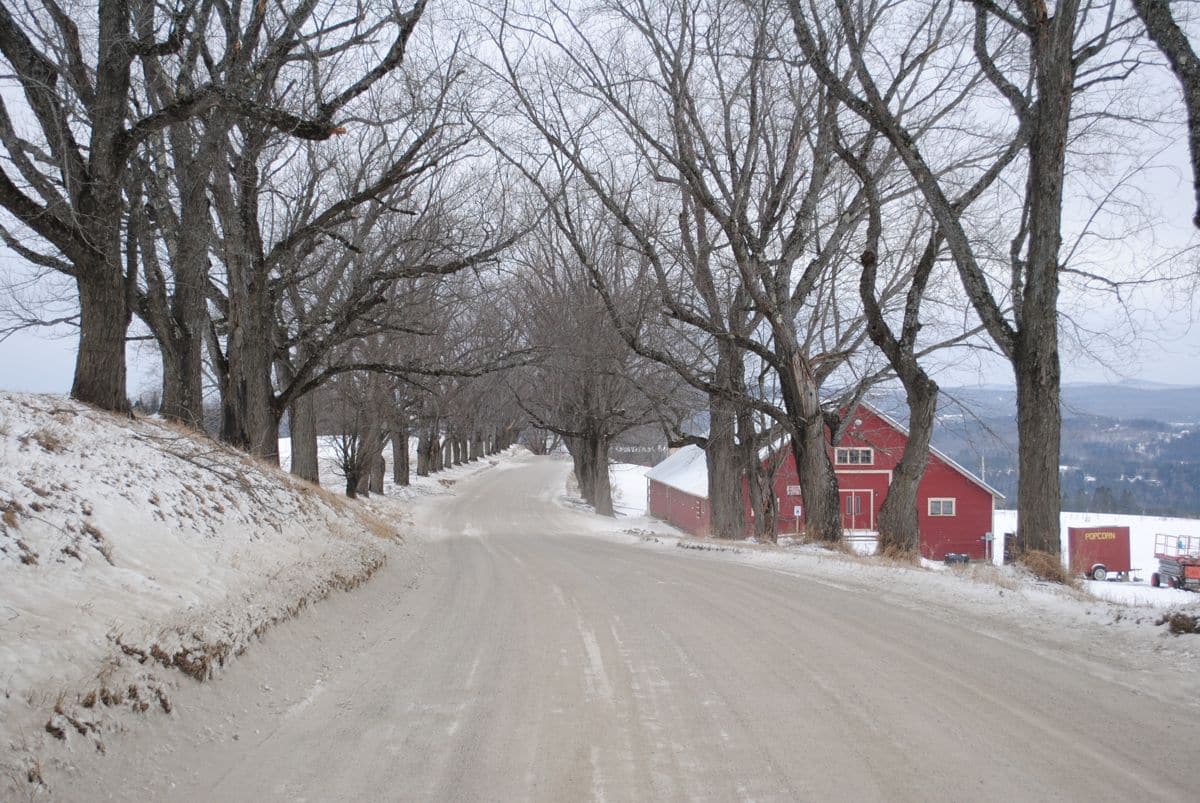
[[646, 403, 1002, 559]]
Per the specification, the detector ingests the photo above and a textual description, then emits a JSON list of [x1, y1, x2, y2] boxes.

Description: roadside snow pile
[[0, 393, 393, 768]]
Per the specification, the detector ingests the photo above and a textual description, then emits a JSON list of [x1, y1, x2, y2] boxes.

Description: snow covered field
[[610, 462, 650, 516], [994, 509, 1200, 606]]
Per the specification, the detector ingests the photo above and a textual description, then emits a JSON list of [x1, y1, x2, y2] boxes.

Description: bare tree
[[790, 0, 1149, 554], [1132, 0, 1200, 228], [495, 0, 910, 542], [0, 0, 394, 412], [0, 0, 201, 411], [509, 221, 680, 516]]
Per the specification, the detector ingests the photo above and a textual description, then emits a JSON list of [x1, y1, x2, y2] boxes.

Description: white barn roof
[[644, 445, 708, 497]]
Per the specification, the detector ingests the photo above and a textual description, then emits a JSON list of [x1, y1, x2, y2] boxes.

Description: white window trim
[[835, 447, 874, 466], [928, 497, 957, 517]]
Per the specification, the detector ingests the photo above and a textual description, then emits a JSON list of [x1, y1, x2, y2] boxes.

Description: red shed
[[645, 444, 712, 536], [646, 403, 1002, 559]]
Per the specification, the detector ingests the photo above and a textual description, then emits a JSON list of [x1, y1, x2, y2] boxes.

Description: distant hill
[[920, 382, 1200, 517], [937, 382, 1200, 424]]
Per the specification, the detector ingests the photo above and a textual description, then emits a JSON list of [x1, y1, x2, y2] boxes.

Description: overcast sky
[[2, 22, 1199, 398]]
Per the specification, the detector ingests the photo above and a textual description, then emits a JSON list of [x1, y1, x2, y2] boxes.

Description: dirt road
[[55, 454, 1200, 801]]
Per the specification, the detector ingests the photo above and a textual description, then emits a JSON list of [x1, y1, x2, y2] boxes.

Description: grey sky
[[1, 13, 1199, 397]]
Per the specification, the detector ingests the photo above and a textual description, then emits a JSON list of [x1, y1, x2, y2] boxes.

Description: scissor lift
[[1151, 533, 1200, 590]]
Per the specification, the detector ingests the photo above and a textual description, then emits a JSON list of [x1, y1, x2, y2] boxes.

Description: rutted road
[[60, 453, 1200, 801]]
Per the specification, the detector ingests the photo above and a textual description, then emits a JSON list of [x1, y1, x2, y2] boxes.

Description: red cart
[[1151, 534, 1200, 591], [1067, 526, 1131, 581]]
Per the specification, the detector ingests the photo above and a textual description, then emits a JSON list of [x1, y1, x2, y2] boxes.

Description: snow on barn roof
[[644, 444, 708, 497]]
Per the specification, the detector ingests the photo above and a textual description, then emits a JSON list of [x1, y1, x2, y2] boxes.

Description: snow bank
[[0, 393, 392, 770]]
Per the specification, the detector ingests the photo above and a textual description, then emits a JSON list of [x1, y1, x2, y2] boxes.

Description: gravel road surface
[[53, 454, 1200, 801]]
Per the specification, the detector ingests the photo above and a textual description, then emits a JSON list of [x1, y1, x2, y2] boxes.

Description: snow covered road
[[53, 453, 1200, 801]]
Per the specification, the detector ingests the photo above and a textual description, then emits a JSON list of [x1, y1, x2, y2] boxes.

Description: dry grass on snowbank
[[1018, 549, 1079, 587], [0, 393, 395, 790]]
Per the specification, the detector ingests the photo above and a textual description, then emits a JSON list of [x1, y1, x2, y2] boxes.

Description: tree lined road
[[64, 455, 1200, 801]]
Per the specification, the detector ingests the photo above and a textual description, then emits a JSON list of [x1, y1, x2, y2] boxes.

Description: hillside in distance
[[936, 381, 1200, 424], [926, 382, 1200, 517]]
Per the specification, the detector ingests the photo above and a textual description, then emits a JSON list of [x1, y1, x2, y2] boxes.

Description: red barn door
[[840, 490, 873, 530]]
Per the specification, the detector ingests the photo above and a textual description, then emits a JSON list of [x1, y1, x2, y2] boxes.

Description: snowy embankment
[[0, 393, 394, 773]]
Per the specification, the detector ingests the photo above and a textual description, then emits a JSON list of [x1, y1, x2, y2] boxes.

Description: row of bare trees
[[0, 0, 537, 496], [4, 0, 1197, 537], [481, 0, 1193, 555]]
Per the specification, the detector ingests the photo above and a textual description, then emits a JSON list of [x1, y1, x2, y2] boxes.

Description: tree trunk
[[567, 433, 613, 515], [370, 454, 385, 494], [590, 434, 614, 517], [790, 418, 840, 544], [1014, 337, 1062, 554], [416, 427, 431, 476], [157, 328, 204, 428], [567, 436, 592, 503], [221, 316, 278, 463], [355, 415, 384, 497], [392, 422, 410, 486], [876, 379, 937, 557], [778, 351, 840, 544], [739, 408, 776, 543], [434, 432, 448, 470], [155, 158, 211, 428], [289, 391, 320, 483], [1011, 24, 1071, 555], [72, 270, 130, 413], [707, 344, 746, 538]]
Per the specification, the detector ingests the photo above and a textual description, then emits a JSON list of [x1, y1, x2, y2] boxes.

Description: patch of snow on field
[[994, 509, 1200, 607], [0, 393, 391, 775], [610, 463, 650, 516], [1082, 580, 1197, 608]]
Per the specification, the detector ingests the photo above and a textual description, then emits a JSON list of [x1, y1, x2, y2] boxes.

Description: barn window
[[835, 447, 873, 465], [928, 498, 956, 517]]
